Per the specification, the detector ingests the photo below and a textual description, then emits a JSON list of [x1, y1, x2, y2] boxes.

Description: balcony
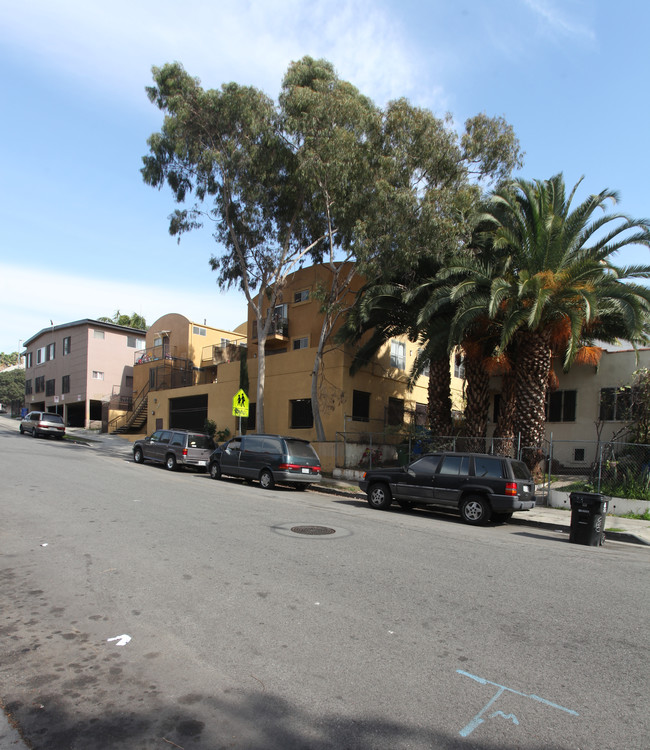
[[201, 342, 247, 365], [251, 317, 289, 342]]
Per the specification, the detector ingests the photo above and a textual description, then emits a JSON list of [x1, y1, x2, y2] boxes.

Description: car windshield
[[42, 414, 64, 424], [285, 439, 319, 461], [510, 460, 532, 480]]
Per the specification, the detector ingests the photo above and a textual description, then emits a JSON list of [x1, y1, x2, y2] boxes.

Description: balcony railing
[[201, 342, 247, 365], [251, 317, 289, 341]]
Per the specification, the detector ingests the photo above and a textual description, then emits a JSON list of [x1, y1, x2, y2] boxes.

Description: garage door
[[169, 394, 208, 431]]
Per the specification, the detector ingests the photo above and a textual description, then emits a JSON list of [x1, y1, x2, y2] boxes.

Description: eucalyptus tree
[[142, 61, 330, 432], [445, 174, 650, 468]]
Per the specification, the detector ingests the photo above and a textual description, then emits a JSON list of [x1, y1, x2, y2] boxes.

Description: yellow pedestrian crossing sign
[[232, 389, 249, 418]]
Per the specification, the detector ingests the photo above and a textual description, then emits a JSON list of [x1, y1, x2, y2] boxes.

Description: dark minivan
[[209, 434, 322, 489]]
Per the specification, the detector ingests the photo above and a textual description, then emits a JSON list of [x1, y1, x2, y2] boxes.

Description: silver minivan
[[209, 434, 322, 489], [19, 411, 66, 439]]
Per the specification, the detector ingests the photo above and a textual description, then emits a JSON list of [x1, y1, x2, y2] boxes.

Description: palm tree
[[478, 174, 650, 468]]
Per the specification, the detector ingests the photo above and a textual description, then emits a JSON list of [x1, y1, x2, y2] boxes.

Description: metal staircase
[[110, 384, 151, 434]]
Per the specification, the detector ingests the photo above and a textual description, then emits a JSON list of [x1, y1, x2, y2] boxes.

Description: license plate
[[197, 461, 206, 466], [302, 468, 309, 474]]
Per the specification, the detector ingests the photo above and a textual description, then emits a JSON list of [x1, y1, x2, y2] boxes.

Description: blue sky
[[1, 0, 648, 354]]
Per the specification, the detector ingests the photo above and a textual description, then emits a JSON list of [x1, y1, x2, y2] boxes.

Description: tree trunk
[[461, 351, 490, 452], [256, 330, 266, 434], [427, 357, 453, 438], [493, 369, 516, 457], [311, 345, 325, 442], [514, 331, 552, 472]]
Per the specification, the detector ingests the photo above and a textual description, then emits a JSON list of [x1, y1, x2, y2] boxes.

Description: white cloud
[[522, 0, 596, 42], [0, 263, 247, 352], [1, 0, 442, 110]]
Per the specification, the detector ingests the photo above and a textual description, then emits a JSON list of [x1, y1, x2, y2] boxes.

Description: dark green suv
[[359, 452, 535, 525]]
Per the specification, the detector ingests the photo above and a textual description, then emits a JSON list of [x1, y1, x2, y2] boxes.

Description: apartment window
[[25, 352, 33, 368], [127, 335, 146, 348], [193, 326, 207, 336], [390, 340, 406, 369], [94, 330, 105, 339], [454, 352, 465, 379], [293, 337, 309, 350], [599, 387, 631, 421], [46, 343, 55, 361], [417, 349, 430, 377], [63, 336, 71, 355], [574, 448, 585, 462], [25, 379, 32, 395], [36, 347, 46, 364], [415, 402, 427, 426], [290, 398, 313, 429], [92, 371, 104, 380], [547, 390, 576, 422], [352, 390, 370, 422], [154, 336, 163, 347], [294, 289, 309, 303], [45, 379, 55, 397], [387, 397, 404, 426], [62, 375, 70, 394], [35, 376, 44, 393], [221, 338, 230, 348]]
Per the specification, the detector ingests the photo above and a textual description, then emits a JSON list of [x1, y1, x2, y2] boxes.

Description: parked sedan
[[19, 411, 66, 439], [359, 451, 535, 525]]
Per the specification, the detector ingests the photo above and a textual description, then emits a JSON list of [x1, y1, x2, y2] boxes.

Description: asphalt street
[[1, 420, 649, 749]]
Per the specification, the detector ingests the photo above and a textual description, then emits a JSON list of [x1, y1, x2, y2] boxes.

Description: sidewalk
[[313, 477, 650, 546]]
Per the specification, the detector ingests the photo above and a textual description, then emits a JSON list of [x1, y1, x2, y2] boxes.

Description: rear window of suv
[[187, 434, 213, 449], [510, 461, 532, 480]]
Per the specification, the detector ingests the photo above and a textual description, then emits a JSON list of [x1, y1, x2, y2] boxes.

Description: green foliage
[[624, 369, 650, 444], [0, 352, 20, 368], [203, 419, 230, 443], [0, 368, 25, 404], [98, 311, 147, 330]]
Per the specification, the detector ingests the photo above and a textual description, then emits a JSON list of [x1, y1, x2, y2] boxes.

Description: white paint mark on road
[[107, 634, 132, 647]]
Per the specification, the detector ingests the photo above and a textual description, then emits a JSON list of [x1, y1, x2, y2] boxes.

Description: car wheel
[[259, 469, 275, 490], [19, 425, 24, 434], [460, 496, 492, 525], [492, 511, 513, 523], [32, 428, 38, 438], [165, 454, 177, 471], [133, 447, 144, 464], [209, 462, 221, 480], [367, 482, 392, 510]]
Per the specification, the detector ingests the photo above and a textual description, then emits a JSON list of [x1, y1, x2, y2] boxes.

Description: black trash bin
[[569, 492, 608, 546]]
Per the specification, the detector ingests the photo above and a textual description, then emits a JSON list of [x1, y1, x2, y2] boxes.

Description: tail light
[[183, 448, 188, 456], [279, 463, 321, 473], [505, 482, 517, 496]]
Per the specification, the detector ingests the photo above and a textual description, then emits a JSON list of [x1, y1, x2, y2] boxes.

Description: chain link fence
[[335, 428, 650, 503]]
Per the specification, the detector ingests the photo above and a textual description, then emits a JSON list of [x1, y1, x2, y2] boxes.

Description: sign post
[[232, 389, 249, 435]]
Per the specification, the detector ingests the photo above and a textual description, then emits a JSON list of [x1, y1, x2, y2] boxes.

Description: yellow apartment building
[[115, 266, 467, 470]]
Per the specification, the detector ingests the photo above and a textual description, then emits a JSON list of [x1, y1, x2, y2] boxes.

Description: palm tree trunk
[[493, 369, 516, 456], [514, 331, 552, 472], [461, 350, 490, 452], [427, 357, 453, 438]]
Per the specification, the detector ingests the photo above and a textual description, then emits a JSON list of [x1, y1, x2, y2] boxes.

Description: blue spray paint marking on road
[[457, 670, 578, 738]]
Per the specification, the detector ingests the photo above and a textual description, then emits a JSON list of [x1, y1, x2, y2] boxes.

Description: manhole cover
[[290, 525, 336, 536]]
